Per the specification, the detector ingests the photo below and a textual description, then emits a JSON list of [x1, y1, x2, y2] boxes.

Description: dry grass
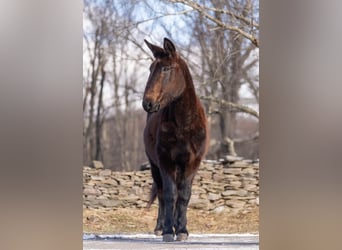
[[83, 207, 259, 234]]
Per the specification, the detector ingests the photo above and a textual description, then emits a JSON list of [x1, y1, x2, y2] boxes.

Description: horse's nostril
[[143, 99, 153, 112], [143, 99, 160, 112]]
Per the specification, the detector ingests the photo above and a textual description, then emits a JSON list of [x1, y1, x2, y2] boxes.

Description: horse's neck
[[169, 79, 199, 127], [178, 62, 198, 110], [178, 84, 197, 110], [164, 59, 200, 126]]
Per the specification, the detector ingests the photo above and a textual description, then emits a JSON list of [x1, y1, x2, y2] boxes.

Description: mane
[[177, 56, 196, 96], [170, 55, 199, 115]]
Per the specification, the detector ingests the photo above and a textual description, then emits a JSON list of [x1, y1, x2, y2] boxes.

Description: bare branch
[[134, 9, 194, 27], [242, 71, 259, 101], [243, 58, 258, 72], [234, 132, 259, 143], [200, 95, 259, 119], [171, 0, 259, 47], [203, 5, 259, 28]]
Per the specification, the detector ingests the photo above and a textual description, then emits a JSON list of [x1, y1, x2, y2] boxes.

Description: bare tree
[[84, 0, 149, 169], [83, 24, 107, 163], [95, 62, 106, 160]]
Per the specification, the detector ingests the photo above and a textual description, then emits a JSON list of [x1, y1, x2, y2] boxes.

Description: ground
[[83, 207, 259, 234]]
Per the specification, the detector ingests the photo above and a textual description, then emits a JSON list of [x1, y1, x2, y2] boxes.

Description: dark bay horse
[[142, 38, 209, 242]]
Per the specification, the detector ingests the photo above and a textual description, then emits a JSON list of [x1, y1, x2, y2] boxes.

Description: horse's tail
[[147, 182, 157, 208]]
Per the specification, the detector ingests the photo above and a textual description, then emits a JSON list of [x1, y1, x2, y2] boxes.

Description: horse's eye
[[162, 66, 171, 72]]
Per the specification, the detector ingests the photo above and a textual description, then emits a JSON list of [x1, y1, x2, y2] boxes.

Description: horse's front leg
[[155, 189, 164, 235], [160, 167, 177, 242], [175, 175, 193, 241], [150, 163, 164, 235]]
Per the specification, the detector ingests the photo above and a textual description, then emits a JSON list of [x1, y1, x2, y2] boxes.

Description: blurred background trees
[[83, 0, 259, 171]]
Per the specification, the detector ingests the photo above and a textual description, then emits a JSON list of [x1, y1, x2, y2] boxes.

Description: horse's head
[[142, 38, 186, 113]]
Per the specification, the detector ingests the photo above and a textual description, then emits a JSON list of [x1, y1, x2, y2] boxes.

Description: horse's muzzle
[[143, 99, 160, 113]]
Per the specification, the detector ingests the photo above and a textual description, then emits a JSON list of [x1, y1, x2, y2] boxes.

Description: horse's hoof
[[176, 233, 188, 241], [162, 234, 174, 242], [154, 230, 163, 236]]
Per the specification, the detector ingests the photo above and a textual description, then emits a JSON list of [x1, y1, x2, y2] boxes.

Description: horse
[[142, 38, 209, 242]]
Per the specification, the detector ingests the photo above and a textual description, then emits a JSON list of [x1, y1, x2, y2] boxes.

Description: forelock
[[154, 51, 169, 58]]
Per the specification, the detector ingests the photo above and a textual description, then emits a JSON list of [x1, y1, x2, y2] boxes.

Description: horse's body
[[142, 38, 209, 242]]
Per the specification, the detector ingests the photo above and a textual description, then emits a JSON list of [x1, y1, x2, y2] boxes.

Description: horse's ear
[[163, 38, 176, 57], [144, 39, 164, 58]]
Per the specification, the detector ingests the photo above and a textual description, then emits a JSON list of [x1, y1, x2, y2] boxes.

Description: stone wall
[[83, 157, 259, 214]]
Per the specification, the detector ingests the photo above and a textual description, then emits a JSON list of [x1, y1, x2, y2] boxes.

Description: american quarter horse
[[142, 38, 209, 242]]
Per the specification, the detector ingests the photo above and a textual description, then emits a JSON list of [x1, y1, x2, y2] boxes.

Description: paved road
[[83, 233, 259, 250]]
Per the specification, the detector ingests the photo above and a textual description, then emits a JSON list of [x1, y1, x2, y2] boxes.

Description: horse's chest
[[159, 122, 188, 144], [157, 122, 194, 163]]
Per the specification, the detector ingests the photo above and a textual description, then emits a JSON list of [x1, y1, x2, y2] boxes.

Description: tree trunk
[[95, 64, 106, 161]]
